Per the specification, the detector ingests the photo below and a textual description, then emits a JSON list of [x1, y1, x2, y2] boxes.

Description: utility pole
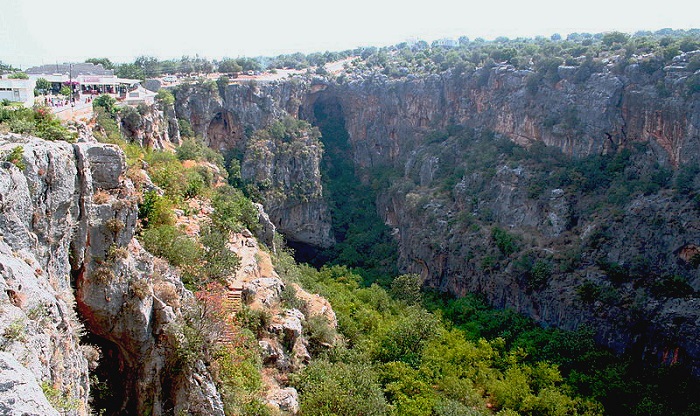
[[69, 63, 74, 109]]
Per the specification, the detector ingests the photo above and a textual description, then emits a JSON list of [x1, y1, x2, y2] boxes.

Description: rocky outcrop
[[174, 81, 334, 247], [0, 352, 61, 416], [0, 134, 223, 415], [119, 102, 180, 149], [240, 120, 333, 247], [228, 232, 338, 414], [173, 80, 308, 151]]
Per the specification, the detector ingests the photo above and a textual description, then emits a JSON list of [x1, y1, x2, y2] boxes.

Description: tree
[[679, 37, 700, 53], [8, 72, 28, 79], [93, 94, 117, 114], [134, 55, 161, 78], [216, 75, 229, 96], [217, 58, 242, 74], [390, 274, 423, 304], [155, 89, 175, 106], [179, 56, 195, 74], [602, 31, 630, 47], [116, 63, 144, 80], [85, 58, 114, 69], [293, 360, 389, 416], [378, 307, 441, 367], [0, 61, 16, 73], [35, 78, 51, 94]]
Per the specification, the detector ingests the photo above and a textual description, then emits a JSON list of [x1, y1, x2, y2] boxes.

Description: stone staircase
[[226, 284, 243, 312], [218, 284, 243, 345]]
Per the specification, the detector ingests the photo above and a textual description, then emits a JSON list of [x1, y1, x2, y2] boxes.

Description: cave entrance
[[206, 111, 244, 152], [83, 332, 133, 416]]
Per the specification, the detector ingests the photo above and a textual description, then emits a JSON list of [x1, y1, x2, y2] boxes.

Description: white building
[[0, 78, 36, 107], [123, 85, 156, 105]]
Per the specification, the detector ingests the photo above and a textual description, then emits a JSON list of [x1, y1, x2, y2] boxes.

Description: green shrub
[[292, 360, 389, 416], [576, 281, 602, 303], [94, 107, 122, 143], [176, 137, 204, 161], [93, 94, 117, 114], [141, 225, 202, 266], [650, 275, 695, 298], [390, 273, 423, 304], [4, 146, 25, 170], [138, 191, 175, 228], [280, 284, 305, 311], [155, 89, 175, 106], [2, 319, 27, 344], [305, 315, 336, 355], [178, 119, 194, 138], [200, 225, 240, 283], [236, 307, 271, 337], [41, 382, 79, 412], [492, 227, 518, 256], [211, 185, 260, 234]]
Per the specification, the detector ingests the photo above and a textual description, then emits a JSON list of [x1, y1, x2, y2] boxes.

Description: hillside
[[1, 28, 700, 416]]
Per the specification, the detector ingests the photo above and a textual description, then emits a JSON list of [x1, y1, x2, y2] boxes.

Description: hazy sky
[[2, 0, 697, 68]]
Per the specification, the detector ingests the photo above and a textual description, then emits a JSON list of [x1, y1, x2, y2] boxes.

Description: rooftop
[[26, 63, 114, 76]]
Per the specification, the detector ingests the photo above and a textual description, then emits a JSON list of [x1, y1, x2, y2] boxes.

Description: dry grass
[[93, 189, 110, 204], [92, 266, 115, 284], [130, 278, 151, 300], [154, 280, 181, 308]]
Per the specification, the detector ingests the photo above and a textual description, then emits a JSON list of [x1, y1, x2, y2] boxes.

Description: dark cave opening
[[83, 332, 132, 416], [289, 94, 398, 284], [206, 110, 244, 152], [70, 263, 134, 416]]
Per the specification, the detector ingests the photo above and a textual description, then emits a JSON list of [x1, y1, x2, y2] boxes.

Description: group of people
[[42, 94, 94, 108]]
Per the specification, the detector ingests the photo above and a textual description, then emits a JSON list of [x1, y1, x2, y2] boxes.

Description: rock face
[[0, 134, 223, 415], [0, 352, 61, 416], [119, 102, 180, 149], [172, 62, 700, 375], [175, 80, 333, 247], [240, 119, 333, 247]]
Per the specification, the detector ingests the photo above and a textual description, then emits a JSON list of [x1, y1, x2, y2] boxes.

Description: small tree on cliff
[[93, 94, 117, 114]]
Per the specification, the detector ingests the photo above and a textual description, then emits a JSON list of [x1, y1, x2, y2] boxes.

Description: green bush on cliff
[[0, 105, 75, 142]]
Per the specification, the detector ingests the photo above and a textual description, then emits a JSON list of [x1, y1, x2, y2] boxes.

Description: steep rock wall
[[174, 80, 333, 247], [0, 134, 224, 415], [320, 64, 699, 170], [172, 63, 700, 374]]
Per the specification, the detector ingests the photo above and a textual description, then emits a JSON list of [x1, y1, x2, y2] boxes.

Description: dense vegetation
[[274, 257, 700, 416], [0, 101, 76, 141], [337, 28, 700, 82]]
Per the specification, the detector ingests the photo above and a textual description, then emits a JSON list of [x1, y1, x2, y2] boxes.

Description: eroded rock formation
[[172, 58, 700, 375], [0, 134, 223, 415]]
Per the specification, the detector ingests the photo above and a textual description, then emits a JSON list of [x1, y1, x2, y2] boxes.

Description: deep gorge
[[172, 58, 700, 378]]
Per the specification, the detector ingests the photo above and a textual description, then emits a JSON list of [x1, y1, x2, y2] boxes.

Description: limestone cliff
[[0, 134, 223, 415], [119, 101, 181, 149], [174, 80, 333, 247], [171, 56, 700, 375]]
